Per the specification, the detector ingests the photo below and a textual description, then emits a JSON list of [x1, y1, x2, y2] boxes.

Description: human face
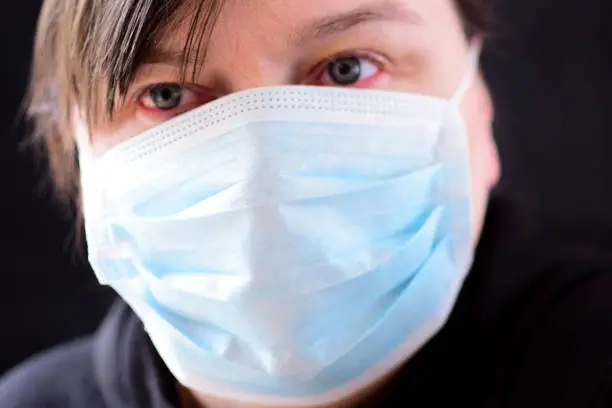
[[76, 0, 499, 242], [73, 1, 499, 405]]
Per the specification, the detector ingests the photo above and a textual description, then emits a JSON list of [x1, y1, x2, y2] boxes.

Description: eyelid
[[123, 81, 161, 108], [137, 82, 186, 103], [138, 82, 216, 108], [129, 83, 217, 125], [304, 49, 388, 83]]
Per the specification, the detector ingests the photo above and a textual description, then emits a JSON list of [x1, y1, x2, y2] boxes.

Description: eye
[[148, 83, 183, 110], [139, 83, 206, 115], [314, 54, 383, 88]]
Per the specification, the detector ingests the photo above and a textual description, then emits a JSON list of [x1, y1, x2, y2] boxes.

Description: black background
[[1, 0, 611, 375]]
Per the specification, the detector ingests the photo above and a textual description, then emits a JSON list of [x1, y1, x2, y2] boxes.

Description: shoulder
[[0, 337, 106, 408], [456, 196, 612, 407], [495, 245, 612, 407]]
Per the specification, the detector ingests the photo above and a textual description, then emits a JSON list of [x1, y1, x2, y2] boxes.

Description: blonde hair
[[25, 0, 490, 207]]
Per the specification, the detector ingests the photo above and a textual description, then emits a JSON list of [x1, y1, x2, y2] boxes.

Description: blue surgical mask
[[78, 44, 480, 406]]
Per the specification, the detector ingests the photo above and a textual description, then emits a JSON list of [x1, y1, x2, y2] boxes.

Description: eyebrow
[[293, 1, 422, 46], [141, 48, 197, 66], [141, 1, 422, 67]]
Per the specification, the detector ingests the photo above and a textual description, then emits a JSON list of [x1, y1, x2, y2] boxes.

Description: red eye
[[139, 83, 210, 117], [314, 54, 383, 88], [146, 83, 184, 110]]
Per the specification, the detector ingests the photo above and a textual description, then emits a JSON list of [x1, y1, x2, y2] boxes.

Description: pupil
[[151, 84, 182, 110], [160, 89, 172, 100], [339, 64, 351, 75], [329, 57, 361, 85]]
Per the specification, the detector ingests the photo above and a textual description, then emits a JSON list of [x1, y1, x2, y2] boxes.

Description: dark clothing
[[2, 196, 612, 407]]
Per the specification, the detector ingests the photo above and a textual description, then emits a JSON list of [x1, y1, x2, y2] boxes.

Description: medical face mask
[[78, 45, 480, 406]]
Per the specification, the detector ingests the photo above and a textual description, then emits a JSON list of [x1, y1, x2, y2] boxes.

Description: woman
[[2, 0, 612, 407]]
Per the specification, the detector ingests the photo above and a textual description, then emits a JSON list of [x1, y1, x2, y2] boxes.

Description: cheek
[[90, 106, 158, 152]]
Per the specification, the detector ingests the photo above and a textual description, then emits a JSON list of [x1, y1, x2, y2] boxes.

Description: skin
[[76, 0, 501, 406]]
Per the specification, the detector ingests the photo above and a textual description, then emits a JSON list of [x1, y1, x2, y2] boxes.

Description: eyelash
[[137, 84, 213, 118], [308, 50, 386, 87], [136, 51, 386, 118]]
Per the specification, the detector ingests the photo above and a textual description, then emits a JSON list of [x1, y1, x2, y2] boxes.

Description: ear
[[474, 74, 500, 187], [461, 72, 501, 243]]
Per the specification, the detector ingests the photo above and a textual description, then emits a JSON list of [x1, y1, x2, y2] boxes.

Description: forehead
[[217, 0, 457, 27], [161, 0, 463, 55]]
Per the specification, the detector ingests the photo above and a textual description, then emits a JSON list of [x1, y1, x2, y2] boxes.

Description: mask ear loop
[[450, 40, 482, 106]]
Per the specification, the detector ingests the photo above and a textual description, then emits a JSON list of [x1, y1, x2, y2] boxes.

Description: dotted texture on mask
[[103, 87, 447, 165]]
